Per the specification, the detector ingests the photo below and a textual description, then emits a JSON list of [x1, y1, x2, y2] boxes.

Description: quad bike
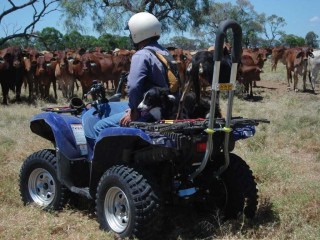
[[19, 20, 269, 239]]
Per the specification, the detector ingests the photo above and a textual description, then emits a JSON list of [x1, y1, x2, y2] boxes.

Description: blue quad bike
[[19, 20, 269, 239]]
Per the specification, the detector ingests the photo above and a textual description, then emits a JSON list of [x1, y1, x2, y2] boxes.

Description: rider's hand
[[120, 109, 139, 126], [85, 103, 92, 109]]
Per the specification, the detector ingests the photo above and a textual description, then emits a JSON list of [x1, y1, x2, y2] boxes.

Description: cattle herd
[[0, 44, 318, 106], [0, 47, 133, 105]]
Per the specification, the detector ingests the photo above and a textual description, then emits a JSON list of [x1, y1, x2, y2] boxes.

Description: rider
[[93, 12, 171, 137]]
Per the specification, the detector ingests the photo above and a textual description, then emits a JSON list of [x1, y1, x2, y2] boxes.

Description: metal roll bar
[[189, 19, 242, 181]]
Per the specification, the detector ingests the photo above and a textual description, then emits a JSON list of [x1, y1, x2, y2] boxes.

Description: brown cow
[[167, 47, 192, 89], [284, 46, 314, 91], [73, 52, 99, 97], [0, 46, 25, 104], [108, 52, 131, 92], [271, 45, 286, 71], [0, 50, 10, 104], [253, 47, 271, 87], [35, 52, 58, 99], [23, 48, 39, 100], [75, 51, 131, 97], [55, 50, 77, 99], [238, 48, 267, 98]]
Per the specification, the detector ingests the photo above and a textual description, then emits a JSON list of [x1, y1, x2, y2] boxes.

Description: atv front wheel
[[19, 149, 68, 210], [96, 165, 163, 239]]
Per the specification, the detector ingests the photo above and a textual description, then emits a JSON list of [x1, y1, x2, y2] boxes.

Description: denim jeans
[[81, 101, 129, 139], [93, 101, 129, 137]]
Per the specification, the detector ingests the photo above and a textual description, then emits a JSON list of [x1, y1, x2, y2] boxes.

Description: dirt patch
[[254, 79, 289, 93]]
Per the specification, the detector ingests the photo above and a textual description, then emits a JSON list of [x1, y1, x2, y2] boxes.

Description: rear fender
[[30, 112, 88, 159], [92, 127, 152, 166]]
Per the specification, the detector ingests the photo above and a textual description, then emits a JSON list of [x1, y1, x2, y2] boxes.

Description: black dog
[[137, 87, 176, 121]]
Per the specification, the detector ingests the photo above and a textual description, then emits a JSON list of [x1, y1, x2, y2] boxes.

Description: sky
[[219, 0, 320, 38], [1, 0, 320, 40]]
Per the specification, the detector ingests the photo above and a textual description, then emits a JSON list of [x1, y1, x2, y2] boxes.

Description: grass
[[0, 60, 320, 239]]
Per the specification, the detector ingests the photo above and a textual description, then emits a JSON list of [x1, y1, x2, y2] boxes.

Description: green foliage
[[38, 27, 64, 50], [62, 31, 85, 49], [0, 0, 313, 50], [280, 34, 305, 47], [96, 34, 131, 51], [305, 31, 319, 48], [261, 14, 286, 47], [166, 36, 207, 50], [60, 0, 213, 35], [192, 0, 274, 47]]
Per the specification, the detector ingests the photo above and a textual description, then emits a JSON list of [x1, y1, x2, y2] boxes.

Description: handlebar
[[83, 80, 106, 101]]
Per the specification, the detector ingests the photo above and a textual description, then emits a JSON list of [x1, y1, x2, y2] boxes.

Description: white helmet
[[127, 12, 161, 44]]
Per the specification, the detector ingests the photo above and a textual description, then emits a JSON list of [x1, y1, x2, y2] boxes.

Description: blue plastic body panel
[[30, 112, 89, 160], [30, 111, 256, 162], [97, 127, 152, 143]]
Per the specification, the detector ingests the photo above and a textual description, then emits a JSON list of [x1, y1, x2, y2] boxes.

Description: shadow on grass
[[162, 197, 279, 240], [59, 192, 279, 240], [303, 89, 317, 95]]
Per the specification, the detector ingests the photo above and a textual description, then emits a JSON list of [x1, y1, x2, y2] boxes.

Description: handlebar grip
[[214, 19, 242, 63]]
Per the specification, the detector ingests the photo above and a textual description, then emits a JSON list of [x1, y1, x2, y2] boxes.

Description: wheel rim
[[104, 186, 130, 233], [215, 179, 228, 210], [28, 168, 56, 206], [206, 178, 228, 211]]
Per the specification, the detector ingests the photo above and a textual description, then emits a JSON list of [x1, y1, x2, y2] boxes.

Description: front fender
[[30, 112, 88, 159]]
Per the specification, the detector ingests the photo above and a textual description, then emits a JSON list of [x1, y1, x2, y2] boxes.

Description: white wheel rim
[[28, 168, 56, 206], [104, 186, 130, 233]]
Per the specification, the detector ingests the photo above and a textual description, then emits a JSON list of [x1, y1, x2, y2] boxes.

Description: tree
[[165, 36, 207, 50], [261, 14, 286, 47], [192, 0, 265, 47], [0, 0, 60, 46], [280, 34, 305, 48], [305, 31, 319, 48], [38, 27, 64, 50], [80, 35, 98, 50], [62, 31, 84, 49], [60, 0, 212, 35]]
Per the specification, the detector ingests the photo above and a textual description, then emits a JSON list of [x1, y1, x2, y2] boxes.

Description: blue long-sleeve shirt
[[127, 41, 169, 109]]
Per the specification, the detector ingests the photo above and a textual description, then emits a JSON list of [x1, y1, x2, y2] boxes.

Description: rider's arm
[[127, 52, 149, 110]]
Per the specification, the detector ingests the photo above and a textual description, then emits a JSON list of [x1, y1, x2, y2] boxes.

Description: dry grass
[[1, 60, 320, 239]]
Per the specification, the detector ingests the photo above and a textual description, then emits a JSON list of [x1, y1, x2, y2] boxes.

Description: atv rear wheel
[[201, 153, 258, 219], [19, 149, 68, 210], [96, 165, 163, 239]]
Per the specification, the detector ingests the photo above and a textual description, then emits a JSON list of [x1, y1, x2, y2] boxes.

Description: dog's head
[[138, 87, 176, 121]]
